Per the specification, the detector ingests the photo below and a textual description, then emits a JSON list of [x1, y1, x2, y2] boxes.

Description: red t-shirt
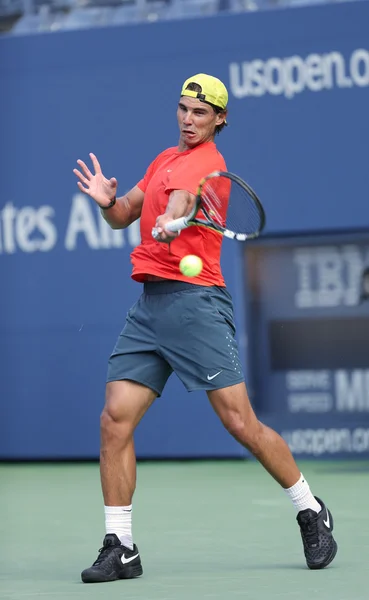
[[130, 141, 227, 286]]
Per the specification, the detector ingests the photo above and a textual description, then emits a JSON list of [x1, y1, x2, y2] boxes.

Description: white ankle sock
[[104, 505, 133, 550], [284, 474, 322, 513]]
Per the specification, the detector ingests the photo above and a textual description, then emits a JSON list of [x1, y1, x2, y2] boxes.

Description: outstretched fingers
[[89, 153, 102, 174], [76, 181, 90, 194], [76, 159, 93, 179], [73, 167, 90, 187]]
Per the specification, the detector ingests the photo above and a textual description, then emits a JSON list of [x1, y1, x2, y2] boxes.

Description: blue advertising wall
[[1, 1, 369, 459], [246, 233, 369, 459]]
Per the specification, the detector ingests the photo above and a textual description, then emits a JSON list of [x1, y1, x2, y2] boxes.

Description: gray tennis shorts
[[107, 281, 245, 396]]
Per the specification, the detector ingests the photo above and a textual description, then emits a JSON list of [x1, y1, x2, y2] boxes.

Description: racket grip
[[151, 216, 188, 239], [165, 216, 188, 232]]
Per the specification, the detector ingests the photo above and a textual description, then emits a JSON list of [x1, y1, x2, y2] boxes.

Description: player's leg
[[207, 383, 337, 569], [209, 383, 300, 486], [81, 379, 161, 584], [82, 292, 173, 584], [160, 283, 337, 570], [100, 380, 155, 507]]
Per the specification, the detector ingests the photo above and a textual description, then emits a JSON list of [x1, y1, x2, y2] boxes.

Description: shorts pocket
[[126, 299, 139, 322], [200, 291, 236, 336]]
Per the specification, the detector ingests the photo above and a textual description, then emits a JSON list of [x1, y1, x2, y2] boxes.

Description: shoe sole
[[307, 540, 338, 570], [81, 564, 143, 583], [120, 565, 143, 579]]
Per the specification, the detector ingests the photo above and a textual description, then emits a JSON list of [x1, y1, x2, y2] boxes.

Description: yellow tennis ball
[[179, 255, 203, 277]]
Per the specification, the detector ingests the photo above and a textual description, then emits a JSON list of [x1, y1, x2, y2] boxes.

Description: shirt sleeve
[[164, 150, 223, 196]]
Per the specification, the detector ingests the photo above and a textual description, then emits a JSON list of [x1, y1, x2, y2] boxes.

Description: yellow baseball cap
[[181, 73, 228, 111]]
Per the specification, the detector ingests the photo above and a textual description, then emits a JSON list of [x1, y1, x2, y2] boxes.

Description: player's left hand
[[155, 214, 180, 244]]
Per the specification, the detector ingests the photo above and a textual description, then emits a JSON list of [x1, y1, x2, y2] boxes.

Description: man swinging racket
[[73, 73, 338, 583]]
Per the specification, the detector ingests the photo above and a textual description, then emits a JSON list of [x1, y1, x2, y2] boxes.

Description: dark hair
[[184, 82, 227, 135]]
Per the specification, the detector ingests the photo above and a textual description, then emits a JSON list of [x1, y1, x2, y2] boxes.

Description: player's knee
[[103, 384, 131, 424], [223, 411, 247, 443], [100, 408, 132, 446], [101, 401, 123, 425], [100, 397, 133, 440], [224, 412, 263, 454]]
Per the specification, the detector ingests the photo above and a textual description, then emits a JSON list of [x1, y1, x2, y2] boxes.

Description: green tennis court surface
[[1, 460, 368, 600]]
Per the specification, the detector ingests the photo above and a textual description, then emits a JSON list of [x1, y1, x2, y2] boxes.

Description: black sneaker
[[81, 534, 143, 583], [297, 497, 338, 570]]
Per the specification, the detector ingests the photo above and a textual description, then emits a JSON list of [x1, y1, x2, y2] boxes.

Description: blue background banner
[[247, 232, 369, 459], [1, 1, 369, 459]]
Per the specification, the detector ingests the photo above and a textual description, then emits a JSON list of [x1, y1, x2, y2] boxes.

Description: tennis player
[[73, 74, 337, 583]]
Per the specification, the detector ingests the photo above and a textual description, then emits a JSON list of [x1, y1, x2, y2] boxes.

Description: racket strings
[[227, 179, 263, 235], [201, 176, 263, 235], [201, 189, 225, 227]]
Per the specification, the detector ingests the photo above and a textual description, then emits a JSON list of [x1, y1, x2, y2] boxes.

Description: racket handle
[[151, 216, 188, 239]]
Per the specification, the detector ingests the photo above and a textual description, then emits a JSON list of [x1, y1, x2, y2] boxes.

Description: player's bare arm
[[155, 189, 196, 243], [73, 152, 144, 229], [100, 187, 144, 230]]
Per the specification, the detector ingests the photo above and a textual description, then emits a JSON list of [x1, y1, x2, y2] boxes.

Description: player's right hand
[[73, 153, 117, 208], [154, 213, 181, 243]]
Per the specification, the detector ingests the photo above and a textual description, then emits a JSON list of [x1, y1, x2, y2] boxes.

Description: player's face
[[177, 96, 226, 150]]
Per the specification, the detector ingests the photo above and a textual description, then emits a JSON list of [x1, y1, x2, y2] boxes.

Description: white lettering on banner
[[97, 213, 141, 248], [286, 370, 332, 413], [37, 207, 57, 251], [0, 202, 57, 254], [287, 393, 333, 413], [286, 370, 330, 390], [229, 49, 369, 99], [65, 194, 141, 251], [285, 370, 369, 413], [65, 194, 101, 250], [335, 370, 369, 412], [0, 197, 140, 255], [293, 245, 368, 308], [282, 428, 369, 455], [350, 49, 369, 86], [1, 203, 17, 253]]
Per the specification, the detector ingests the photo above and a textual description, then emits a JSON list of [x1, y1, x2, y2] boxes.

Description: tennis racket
[[151, 171, 265, 242]]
